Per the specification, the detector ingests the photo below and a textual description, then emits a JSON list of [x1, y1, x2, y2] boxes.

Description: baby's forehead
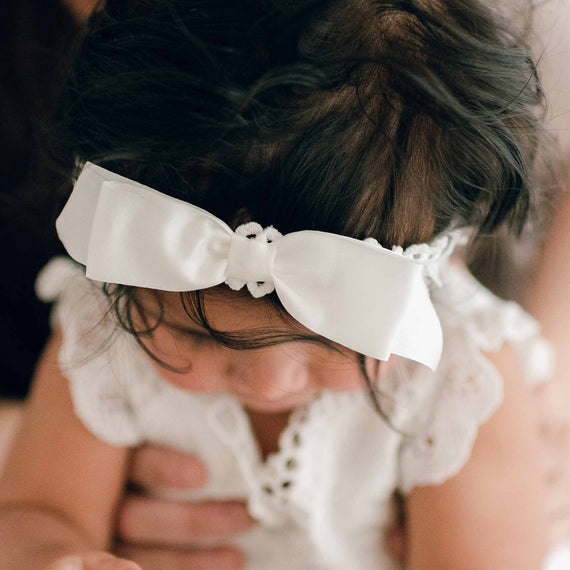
[[138, 286, 293, 332], [135, 287, 356, 358]]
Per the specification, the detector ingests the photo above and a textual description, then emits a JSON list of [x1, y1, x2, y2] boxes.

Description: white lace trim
[[395, 264, 553, 493], [206, 389, 368, 527], [226, 224, 465, 298], [396, 347, 504, 493], [36, 257, 145, 447], [252, 389, 366, 522], [366, 229, 468, 285]]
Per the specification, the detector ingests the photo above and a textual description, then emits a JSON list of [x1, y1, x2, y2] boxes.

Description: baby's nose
[[234, 349, 310, 400]]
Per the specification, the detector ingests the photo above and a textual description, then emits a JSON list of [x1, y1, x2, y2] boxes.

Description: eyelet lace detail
[[393, 263, 554, 493], [226, 225, 464, 300], [36, 257, 170, 446], [396, 349, 504, 493], [253, 390, 367, 523], [224, 222, 283, 298], [256, 408, 311, 515], [366, 230, 468, 286], [207, 389, 367, 526], [40, 252, 553, 533]]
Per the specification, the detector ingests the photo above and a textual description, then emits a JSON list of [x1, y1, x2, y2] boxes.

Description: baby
[[0, 1, 558, 568]]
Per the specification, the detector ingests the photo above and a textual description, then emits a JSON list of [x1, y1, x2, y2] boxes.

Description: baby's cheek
[[314, 353, 386, 391], [141, 330, 223, 392], [147, 355, 227, 393]]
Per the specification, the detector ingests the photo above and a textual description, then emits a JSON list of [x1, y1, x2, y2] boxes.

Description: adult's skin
[[62, 0, 100, 21], [524, 190, 570, 551], [0, 408, 253, 570], [114, 445, 254, 570]]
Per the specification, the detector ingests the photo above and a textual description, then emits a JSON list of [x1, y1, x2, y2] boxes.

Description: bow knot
[[225, 222, 282, 298]]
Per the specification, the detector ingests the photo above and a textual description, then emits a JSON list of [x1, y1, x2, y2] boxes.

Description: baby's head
[[55, 0, 551, 407]]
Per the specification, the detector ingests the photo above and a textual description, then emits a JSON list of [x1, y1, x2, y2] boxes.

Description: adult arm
[[522, 185, 570, 547], [405, 344, 546, 570], [0, 387, 251, 569], [0, 330, 134, 569]]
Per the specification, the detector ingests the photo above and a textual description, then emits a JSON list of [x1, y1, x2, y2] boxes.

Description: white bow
[[56, 162, 443, 370]]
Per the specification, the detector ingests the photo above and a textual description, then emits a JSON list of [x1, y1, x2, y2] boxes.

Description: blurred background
[[0, 0, 85, 399]]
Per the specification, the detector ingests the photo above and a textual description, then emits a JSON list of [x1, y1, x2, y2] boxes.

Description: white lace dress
[[36, 256, 552, 570]]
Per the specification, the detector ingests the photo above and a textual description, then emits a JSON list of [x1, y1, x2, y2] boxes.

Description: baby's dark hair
[[60, 0, 548, 241], [54, 0, 553, 401]]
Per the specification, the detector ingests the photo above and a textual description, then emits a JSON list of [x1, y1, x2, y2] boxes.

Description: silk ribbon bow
[[56, 162, 443, 370]]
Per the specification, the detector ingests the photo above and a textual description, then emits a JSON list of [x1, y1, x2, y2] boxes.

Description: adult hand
[[115, 444, 254, 570]]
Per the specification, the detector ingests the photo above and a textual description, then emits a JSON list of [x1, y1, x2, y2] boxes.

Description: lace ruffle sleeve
[[395, 265, 553, 494], [36, 257, 144, 447]]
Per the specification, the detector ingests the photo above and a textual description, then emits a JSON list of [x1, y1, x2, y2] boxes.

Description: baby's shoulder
[[36, 257, 160, 446], [36, 256, 106, 319], [382, 264, 552, 493], [433, 264, 552, 383]]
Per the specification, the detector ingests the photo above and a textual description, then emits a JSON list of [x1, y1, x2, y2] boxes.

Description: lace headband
[[56, 162, 460, 370]]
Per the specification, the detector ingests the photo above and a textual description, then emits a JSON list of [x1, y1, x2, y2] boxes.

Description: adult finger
[[47, 552, 141, 570], [83, 551, 141, 570], [117, 496, 254, 546], [116, 545, 245, 570], [129, 444, 208, 489], [386, 526, 408, 561]]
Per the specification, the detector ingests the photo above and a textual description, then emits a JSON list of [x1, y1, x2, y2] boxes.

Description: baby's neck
[[245, 408, 292, 461]]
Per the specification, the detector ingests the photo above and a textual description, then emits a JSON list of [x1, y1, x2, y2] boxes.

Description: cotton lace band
[[56, 162, 448, 369]]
